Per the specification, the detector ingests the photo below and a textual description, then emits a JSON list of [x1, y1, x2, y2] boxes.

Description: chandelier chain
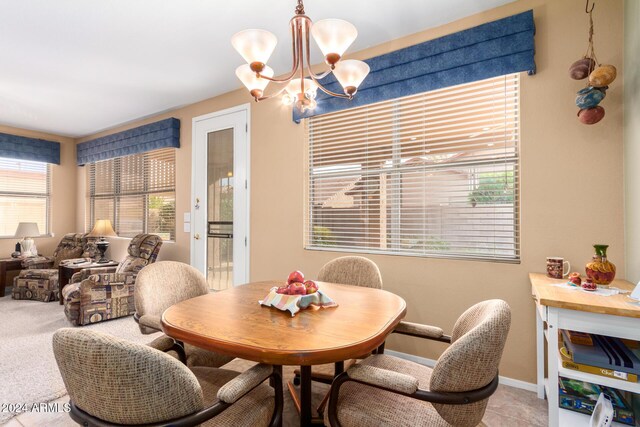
[[295, 0, 305, 15]]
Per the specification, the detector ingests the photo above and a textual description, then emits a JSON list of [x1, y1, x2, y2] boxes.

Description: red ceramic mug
[[547, 257, 570, 279]]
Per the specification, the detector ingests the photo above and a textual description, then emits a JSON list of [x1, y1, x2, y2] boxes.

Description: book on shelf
[[559, 345, 638, 383], [565, 330, 594, 346], [558, 377, 636, 426], [561, 330, 640, 376]]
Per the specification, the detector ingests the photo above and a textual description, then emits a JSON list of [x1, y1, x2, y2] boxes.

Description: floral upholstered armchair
[[12, 233, 97, 302], [63, 234, 162, 326]]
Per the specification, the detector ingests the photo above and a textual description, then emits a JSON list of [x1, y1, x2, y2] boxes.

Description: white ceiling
[[0, 0, 517, 138]]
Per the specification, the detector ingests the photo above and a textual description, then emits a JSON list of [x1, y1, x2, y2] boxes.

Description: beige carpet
[[0, 294, 160, 423]]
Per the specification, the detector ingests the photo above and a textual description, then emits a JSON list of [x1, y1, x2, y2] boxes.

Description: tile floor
[[5, 361, 548, 426]]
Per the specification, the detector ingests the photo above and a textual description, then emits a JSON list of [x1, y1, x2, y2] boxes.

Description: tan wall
[[0, 125, 77, 269], [75, 0, 625, 383], [625, 0, 640, 283]]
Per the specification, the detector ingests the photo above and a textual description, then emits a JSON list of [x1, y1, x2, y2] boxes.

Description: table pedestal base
[[288, 362, 346, 427]]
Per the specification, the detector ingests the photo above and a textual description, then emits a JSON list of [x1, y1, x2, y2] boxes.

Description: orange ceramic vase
[[585, 244, 616, 286]]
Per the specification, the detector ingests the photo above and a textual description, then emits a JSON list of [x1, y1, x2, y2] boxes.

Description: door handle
[[194, 233, 200, 240]]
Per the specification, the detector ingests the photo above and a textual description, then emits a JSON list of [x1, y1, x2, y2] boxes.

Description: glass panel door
[[192, 107, 248, 287], [207, 129, 234, 290]]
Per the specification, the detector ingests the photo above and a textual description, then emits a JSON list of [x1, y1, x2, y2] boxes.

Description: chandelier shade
[[311, 19, 357, 61], [285, 78, 318, 98], [235, 64, 274, 97], [231, 0, 369, 110], [284, 78, 319, 111], [332, 59, 370, 95], [231, 29, 278, 66]]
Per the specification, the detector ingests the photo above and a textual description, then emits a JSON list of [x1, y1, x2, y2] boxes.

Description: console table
[[531, 272, 640, 427], [0, 258, 23, 297]]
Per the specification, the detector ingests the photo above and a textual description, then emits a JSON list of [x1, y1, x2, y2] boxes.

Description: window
[[86, 148, 176, 241], [0, 159, 50, 238], [305, 74, 520, 261]]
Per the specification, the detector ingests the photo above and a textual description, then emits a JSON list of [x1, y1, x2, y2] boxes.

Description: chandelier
[[231, 0, 370, 111]]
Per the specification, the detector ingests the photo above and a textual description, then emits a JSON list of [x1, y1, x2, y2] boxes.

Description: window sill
[[304, 246, 521, 264], [0, 233, 55, 240]]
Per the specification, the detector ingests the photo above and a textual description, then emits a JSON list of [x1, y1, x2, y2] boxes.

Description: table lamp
[[14, 222, 40, 257], [88, 219, 117, 263]]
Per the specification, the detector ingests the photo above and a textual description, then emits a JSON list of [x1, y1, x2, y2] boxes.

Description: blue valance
[[77, 117, 180, 165], [0, 133, 61, 165], [294, 10, 535, 122]]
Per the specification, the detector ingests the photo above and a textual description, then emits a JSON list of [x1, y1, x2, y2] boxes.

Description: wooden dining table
[[161, 280, 407, 427]]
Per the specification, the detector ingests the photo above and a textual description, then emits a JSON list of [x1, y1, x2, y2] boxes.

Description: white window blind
[[305, 74, 520, 262], [0, 158, 51, 238], [86, 148, 176, 241]]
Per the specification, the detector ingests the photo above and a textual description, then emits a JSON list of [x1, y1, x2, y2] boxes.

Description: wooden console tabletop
[[530, 272, 640, 319]]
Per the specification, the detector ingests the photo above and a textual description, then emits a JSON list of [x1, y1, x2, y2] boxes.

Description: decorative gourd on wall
[[568, 0, 617, 125]]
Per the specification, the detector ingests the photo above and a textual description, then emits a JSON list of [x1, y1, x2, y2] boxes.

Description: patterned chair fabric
[[52, 329, 277, 426], [63, 234, 162, 326], [308, 256, 383, 384], [317, 256, 383, 289], [134, 261, 234, 368], [12, 233, 94, 303], [326, 300, 512, 427]]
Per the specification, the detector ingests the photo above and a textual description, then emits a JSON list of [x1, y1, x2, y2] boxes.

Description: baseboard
[[384, 349, 537, 393]]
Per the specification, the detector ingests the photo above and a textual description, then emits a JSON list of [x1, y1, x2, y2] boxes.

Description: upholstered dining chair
[[63, 233, 162, 326], [293, 256, 383, 413], [317, 256, 384, 289], [134, 260, 234, 368], [325, 299, 512, 427], [12, 233, 97, 302], [52, 328, 283, 427]]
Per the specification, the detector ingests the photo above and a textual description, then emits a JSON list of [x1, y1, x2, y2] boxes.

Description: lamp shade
[[231, 29, 278, 65], [15, 222, 40, 238], [311, 19, 357, 58], [235, 64, 274, 93], [332, 59, 370, 93], [88, 219, 116, 237]]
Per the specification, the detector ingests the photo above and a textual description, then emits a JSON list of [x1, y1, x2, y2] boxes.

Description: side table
[[0, 258, 24, 297], [530, 272, 640, 426], [59, 261, 119, 305]]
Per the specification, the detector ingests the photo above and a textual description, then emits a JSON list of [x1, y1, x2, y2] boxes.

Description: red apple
[[288, 270, 305, 285], [288, 282, 307, 295], [304, 280, 318, 294], [275, 286, 289, 295]]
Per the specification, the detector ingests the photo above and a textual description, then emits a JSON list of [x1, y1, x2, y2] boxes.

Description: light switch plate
[[183, 223, 191, 233], [184, 212, 191, 223]]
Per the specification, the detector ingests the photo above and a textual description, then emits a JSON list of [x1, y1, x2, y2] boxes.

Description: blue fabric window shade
[[77, 117, 180, 165], [294, 10, 535, 122], [0, 133, 60, 164]]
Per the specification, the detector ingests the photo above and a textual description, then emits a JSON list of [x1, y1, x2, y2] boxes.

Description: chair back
[[52, 328, 204, 425], [429, 299, 511, 427], [317, 256, 383, 289], [116, 234, 163, 275], [51, 233, 88, 268], [135, 261, 208, 322]]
